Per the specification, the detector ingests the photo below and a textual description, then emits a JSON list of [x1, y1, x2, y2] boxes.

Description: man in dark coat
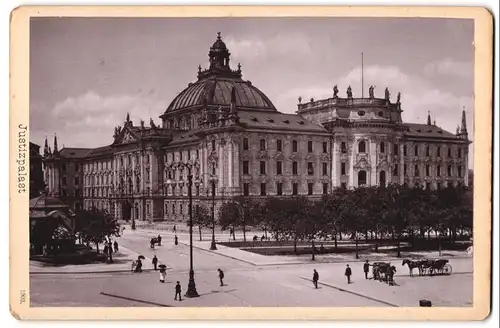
[[174, 235, 178, 245], [345, 264, 352, 284], [152, 255, 158, 271], [174, 281, 182, 301], [113, 241, 119, 253], [363, 260, 370, 279], [157, 235, 162, 246], [218, 269, 225, 286], [313, 269, 319, 289]]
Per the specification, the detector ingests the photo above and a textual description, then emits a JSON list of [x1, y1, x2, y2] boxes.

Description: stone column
[[349, 139, 355, 188], [370, 139, 377, 186], [399, 143, 405, 185], [218, 139, 224, 190], [464, 148, 469, 186], [232, 139, 240, 189], [228, 140, 233, 190], [331, 139, 338, 187]]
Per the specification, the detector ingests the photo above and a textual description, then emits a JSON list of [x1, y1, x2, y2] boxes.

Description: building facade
[[41, 33, 471, 222], [29, 142, 45, 199]]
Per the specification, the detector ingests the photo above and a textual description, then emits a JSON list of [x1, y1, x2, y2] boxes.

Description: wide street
[[30, 227, 473, 307]]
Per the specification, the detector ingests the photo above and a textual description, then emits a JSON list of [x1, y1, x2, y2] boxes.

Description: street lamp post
[[210, 180, 217, 250], [179, 163, 199, 298]]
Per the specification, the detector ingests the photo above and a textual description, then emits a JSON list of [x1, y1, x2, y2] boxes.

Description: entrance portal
[[122, 201, 132, 221]]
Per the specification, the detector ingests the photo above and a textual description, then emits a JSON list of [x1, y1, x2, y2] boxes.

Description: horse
[[402, 259, 422, 277]]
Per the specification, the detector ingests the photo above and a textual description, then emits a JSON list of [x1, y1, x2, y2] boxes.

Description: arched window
[[379, 171, 386, 187], [358, 140, 366, 153], [380, 142, 385, 153], [358, 170, 367, 186]]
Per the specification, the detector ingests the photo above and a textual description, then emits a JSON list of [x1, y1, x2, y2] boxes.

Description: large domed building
[[42, 33, 471, 223]]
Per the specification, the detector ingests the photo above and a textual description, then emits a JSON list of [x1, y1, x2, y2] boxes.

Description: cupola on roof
[[162, 33, 276, 115]]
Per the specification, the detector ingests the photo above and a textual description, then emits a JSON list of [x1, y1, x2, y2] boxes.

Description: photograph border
[[9, 5, 493, 320]]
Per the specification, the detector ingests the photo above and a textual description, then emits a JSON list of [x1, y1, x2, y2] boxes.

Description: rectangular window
[[292, 183, 298, 195], [323, 183, 328, 195], [341, 163, 346, 175], [188, 150, 191, 160], [277, 139, 282, 151], [243, 161, 249, 175], [458, 165, 463, 177], [260, 139, 266, 151], [292, 140, 298, 152], [74, 177, 79, 185], [414, 165, 419, 177], [243, 138, 249, 150], [260, 183, 267, 196], [437, 146, 441, 157], [307, 162, 314, 175], [341, 142, 347, 153], [426, 146, 430, 157], [323, 141, 328, 153], [322, 163, 328, 176], [414, 146, 419, 157], [196, 149, 199, 159], [75, 164, 79, 172], [260, 161, 266, 175], [426, 164, 430, 176], [196, 185, 200, 196], [448, 148, 452, 157], [180, 204, 183, 215], [172, 204, 175, 215], [341, 182, 347, 189], [292, 161, 298, 175], [277, 161, 282, 175], [243, 183, 249, 196], [62, 164, 66, 173], [180, 151, 183, 161], [62, 177, 67, 186], [403, 145, 407, 156], [276, 183, 283, 196], [212, 165, 216, 175], [393, 144, 399, 155], [308, 183, 314, 195], [404, 164, 408, 176], [437, 165, 441, 177], [308, 141, 313, 153], [393, 164, 398, 176], [426, 183, 431, 190], [458, 148, 462, 158], [212, 140, 216, 151], [448, 165, 452, 177]]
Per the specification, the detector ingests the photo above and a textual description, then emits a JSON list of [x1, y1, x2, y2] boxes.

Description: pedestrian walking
[[345, 264, 352, 284], [174, 235, 178, 245], [150, 238, 155, 249], [175, 281, 182, 301], [113, 241, 119, 253], [218, 269, 225, 286], [364, 260, 370, 279], [134, 259, 143, 273], [152, 255, 158, 271], [159, 265, 167, 283], [313, 269, 319, 289], [157, 235, 162, 246], [173, 224, 177, 233]]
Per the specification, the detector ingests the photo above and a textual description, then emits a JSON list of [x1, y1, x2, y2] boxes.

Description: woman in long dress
[[159, 266, 166, 283]]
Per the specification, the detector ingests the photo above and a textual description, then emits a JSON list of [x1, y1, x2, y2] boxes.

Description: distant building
[[42, 33, 471, 223], [29, 142, 45, 199]]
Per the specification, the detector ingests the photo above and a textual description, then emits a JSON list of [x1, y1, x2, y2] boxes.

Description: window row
[[402, 164, 465, 178], [242, 182, 329, 196], [242, 161, 329, 176], [345, 140, 466, 159], [166, 149, 200, 162], [243, 138, 329, 153], [61, 163, 82, 173]]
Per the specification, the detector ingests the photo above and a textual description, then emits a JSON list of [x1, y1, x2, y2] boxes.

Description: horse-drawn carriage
[[402, 258, 452, 276], [372, 262, 397, 285]]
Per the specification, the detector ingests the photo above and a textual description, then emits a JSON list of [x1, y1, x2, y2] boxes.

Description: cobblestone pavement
[[30, 228, 473, 307]]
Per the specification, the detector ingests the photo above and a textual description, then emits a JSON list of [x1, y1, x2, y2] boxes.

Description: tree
[[193, 204, 211, 241], [75, 208, 121, 257]]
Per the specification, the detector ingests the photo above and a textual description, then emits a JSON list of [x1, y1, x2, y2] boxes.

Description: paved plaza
[[30, 227, 473, 307]]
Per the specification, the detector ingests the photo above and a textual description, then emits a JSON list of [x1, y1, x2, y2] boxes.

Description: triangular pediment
[[113, 125, 139, 145]]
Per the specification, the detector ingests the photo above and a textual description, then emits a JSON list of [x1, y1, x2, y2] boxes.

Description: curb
[[299, 276, 399, 307]]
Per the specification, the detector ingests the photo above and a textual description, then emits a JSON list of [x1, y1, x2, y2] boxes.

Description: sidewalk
[[30, 244, 159, 274]]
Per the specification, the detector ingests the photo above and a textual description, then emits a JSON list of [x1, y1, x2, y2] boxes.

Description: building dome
[[163, 32, 277, 113], [166, 77, 276, 112]]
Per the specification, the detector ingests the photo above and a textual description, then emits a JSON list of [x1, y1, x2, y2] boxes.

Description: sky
[[30, 17, 474, 167]]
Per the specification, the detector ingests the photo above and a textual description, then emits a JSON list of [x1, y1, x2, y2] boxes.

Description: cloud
[[224, 32, 313, 62], [30, 91, 168, 148], [424, 58, 473, 78]]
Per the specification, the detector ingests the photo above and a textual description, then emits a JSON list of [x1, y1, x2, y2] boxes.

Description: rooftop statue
[[333, 85, 339, 98], [385, 87, 391, 101], [396, 92, 401, 104], [347, 86, 353, 99], [369, 85, 374, 99]]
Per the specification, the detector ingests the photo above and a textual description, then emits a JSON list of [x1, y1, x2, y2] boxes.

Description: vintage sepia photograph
[[9, 6, 493, 321]]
